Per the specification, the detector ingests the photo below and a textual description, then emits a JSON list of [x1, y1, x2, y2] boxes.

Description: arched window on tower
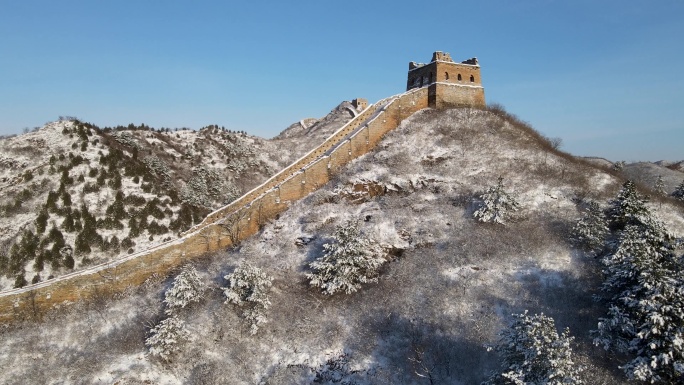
[[470, 75, 475, 82], [445, 72, 449, 80], [457, 74, 462, 81]]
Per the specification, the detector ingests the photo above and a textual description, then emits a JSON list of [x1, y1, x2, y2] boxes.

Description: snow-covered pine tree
[[654, 175, 666, 196], [145, 315, 190, 362], [484, 311, 583, 385], [612, 161, 626, 172], [593, 214, 684, 383], [473, 177, 520, 225], [672, 179, 684, 201], [570, 201, 609, 255], [306, 221, 385, 295], [164, 265, 206, 315], [223, 263, 273, 335], [606, 180, 649, 230]]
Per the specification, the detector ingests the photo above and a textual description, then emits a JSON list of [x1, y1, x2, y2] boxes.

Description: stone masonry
[[407, 51, 485, 109]]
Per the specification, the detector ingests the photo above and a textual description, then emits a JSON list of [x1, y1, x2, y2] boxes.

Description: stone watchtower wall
[[407, 51, 485, 109], [0, 52, 485, 322]]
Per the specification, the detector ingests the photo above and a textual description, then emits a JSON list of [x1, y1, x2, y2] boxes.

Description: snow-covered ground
[[3, 107, 679, 384]]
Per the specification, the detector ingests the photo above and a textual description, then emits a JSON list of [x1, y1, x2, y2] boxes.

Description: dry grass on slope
[[0, 107, 649, 384]]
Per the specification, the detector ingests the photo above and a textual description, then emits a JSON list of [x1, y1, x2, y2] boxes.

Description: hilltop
[[2, 106, 683, 384], [0, 102, 358, 290]]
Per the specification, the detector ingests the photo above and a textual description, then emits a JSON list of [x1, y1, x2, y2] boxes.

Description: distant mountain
[[655, 160, 684, 173], [623, 161, 684, 193], [273, 100, 358, 142], [0, 102, 357, 290]]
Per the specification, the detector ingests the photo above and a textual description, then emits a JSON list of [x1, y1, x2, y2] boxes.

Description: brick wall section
[[429, 83, 485, 109], [407, 62, 482, 90], [0, 87, 438, 322]]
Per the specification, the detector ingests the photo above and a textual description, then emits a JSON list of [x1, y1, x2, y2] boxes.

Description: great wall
[[0, 51, 485, 322]]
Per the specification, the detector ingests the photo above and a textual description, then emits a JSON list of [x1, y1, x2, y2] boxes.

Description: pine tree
[[35, 210, 49, 235], [473, 177, 520, 225], [0, 251, 7, 273], [14, 273, 28, 288], [164, 265, 206, 315], [607, 180, 649, 230], [306, 221, 385, 295], [61, 210, 75, 232], [128, 217, 140, 238], [45, 190, 59, 212], [570, 201, 608, 255], [59, 169, 70, 186], [108, 171, 122, 190], [484, 311, 583, 385], [47, 226, 65, 248], [145, 316, 190, 362], [612, 161, 626, 172], [110, 235, 120, 253], [20, 230, 39, 262], [672, 179, 684, 201], [33, 251, 44, 272], [105, 192, 127, 225], [74, 231, 91, 255], [654, 175, 666, 196], [121, 237, 134, 252], [61, 190, 72, 207], [8, 244, 24, 275], [63, 253, 75, 269], [593, 212, 684, 383], [223, 263, 273, 335], [138, 214, 148, 232]]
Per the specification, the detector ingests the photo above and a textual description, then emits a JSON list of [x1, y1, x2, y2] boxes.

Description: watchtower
[[351, 98, 368, 111], [407, 51, 485, 109]]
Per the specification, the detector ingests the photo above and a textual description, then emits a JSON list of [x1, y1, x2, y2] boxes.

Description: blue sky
[[1, 1, 682, 161]]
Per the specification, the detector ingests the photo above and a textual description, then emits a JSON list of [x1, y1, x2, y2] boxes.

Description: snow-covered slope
[[274, 101, 358, 142], [623, 161, 684, 192], [0, 104, 354, 290], [3, 107, 682, 384], [655, 160, 684, 173]]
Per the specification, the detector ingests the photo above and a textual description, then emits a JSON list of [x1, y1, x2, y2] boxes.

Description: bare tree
[[409, 345, 437, 385], [549, 137, 563, 151], [197, 226, 216, 252], [218, 208, 250, 247]]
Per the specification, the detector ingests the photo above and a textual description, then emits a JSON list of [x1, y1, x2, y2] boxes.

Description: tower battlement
[[407, 51, 485, 109]]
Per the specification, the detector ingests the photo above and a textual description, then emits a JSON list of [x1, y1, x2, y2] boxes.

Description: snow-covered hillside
[[1, 107, 683, 384], [623, 161, 684, 193], [0, 103, 355, 290]]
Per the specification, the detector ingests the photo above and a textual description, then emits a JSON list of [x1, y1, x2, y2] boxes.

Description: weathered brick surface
[[0, 58, 484, 321], [408, 51, 485, 109]]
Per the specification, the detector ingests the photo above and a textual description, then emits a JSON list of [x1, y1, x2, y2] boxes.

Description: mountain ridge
[[0, 101, 358, 290]]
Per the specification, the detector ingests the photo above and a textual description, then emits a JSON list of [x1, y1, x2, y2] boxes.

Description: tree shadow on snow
[[332, 314, 497, 385]]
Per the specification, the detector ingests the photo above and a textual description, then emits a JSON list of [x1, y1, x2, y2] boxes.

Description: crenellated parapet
[[407, 51, 485, 109]]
